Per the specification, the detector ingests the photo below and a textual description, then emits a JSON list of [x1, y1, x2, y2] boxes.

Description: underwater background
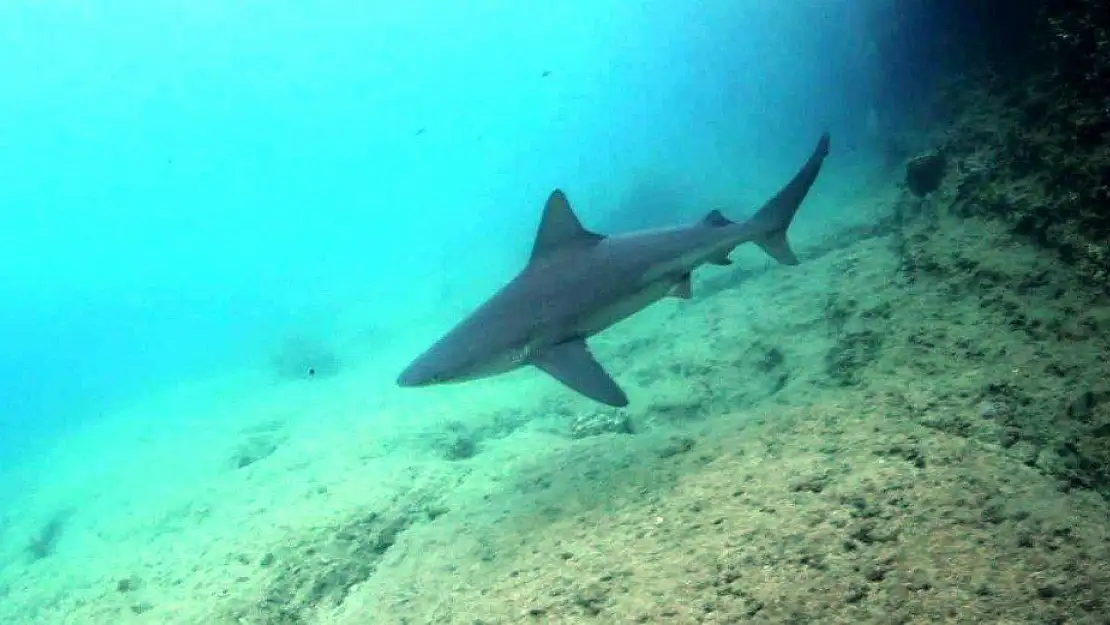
[[2, 1, 1109, 623]]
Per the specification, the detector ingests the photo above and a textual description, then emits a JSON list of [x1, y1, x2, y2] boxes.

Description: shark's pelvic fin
[[530, 190, 604, 264], [670, 273, 693, 299], [747, 132, 831, 266], [532, 339, 629, 407]]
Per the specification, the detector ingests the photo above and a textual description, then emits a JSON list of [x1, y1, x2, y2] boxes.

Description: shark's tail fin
[[746, 132, 830, 265]]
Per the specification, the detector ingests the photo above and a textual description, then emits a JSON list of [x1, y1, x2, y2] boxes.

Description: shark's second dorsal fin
[[700, 210, 735, 265], [530, 190, 603, 264], [700, 209, 733, 228]]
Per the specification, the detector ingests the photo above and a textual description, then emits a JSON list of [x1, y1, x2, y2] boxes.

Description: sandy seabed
[[2, 178, 1108, 624]]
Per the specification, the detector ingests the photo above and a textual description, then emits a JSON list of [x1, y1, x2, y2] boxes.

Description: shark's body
[[398, 133, 830, 406]]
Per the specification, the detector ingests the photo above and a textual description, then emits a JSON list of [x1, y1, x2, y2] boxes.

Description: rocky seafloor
[[8, 112, 1110, 625], [309, 182, 1109, 624], [230, 16, 1110, 613]]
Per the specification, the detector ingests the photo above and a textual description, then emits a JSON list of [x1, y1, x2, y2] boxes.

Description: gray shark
[[398, 133, 830, 406]]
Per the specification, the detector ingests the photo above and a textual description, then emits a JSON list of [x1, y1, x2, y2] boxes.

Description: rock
[[437, 431, 477, 461], [230, 434, 281, 469], [130, 602, 153, 615], [430, 421, 480, 461], [570, 410, 633, 439], [905, 151, 947, 197], [657, 436, 696, 458]]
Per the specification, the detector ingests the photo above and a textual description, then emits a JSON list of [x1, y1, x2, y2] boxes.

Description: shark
[[397, 132, 830, 407]]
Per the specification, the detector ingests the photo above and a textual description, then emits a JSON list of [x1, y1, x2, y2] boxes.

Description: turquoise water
[[0, 2, 908, 621], [0, 1, 887, 457]]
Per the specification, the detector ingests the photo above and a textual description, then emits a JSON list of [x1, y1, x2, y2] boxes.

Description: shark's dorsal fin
[[530, 190, 603, 264], [532, 339, 628, 407]]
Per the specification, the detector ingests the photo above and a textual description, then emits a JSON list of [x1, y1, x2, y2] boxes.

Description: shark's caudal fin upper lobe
[[745, 132, 831, 265]]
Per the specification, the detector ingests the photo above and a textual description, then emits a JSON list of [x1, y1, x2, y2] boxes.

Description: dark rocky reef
[[859, 0, 1110, 501], [927, 1, 1110, 289]]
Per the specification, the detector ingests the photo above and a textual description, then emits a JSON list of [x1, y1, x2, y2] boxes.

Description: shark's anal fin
[[530, 190, 604, 265], [670, 273, 693, 299], [532, 339, 629, 407]]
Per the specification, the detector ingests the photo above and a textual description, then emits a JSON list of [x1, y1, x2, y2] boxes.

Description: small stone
[[791, 474, 830, 493], [906, 570, 932, 591], [865, 564, 889, 582], [131, 602, 154, 615], [1036, 583, 1059, 599], [424, 504, 450, 520], [436, 427, 478, 461], [978, 401, 1001, 418], [1016, 530, 1035, 548], [656, 436, 695, 458], [845, 583, 868, 603], [571, 410, 634, 439]]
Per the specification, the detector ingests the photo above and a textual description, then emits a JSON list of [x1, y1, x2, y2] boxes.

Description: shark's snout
[[398, 335, 505, 389], [397, 342, 465, 387], [397, 359, 437, 387]]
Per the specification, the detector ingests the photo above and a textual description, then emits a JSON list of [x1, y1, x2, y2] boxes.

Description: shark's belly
[[569, 278, 675, 339]]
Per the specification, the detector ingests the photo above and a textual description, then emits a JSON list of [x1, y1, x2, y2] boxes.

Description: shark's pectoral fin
[[670, 273, 693, 299], [532, 340, 629, 407]]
